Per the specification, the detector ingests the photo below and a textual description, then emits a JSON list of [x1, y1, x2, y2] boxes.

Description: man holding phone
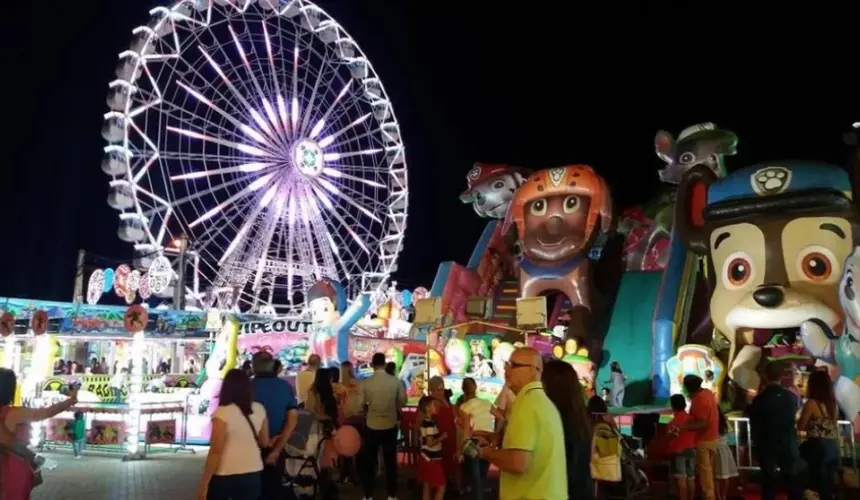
[[472, 348, 567, 500]]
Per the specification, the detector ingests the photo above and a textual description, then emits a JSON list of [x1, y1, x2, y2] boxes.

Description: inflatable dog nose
[[753, 286, 784, 308]]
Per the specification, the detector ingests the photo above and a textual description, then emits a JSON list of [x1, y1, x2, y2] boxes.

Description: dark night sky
[[1, 1, 856, 301]]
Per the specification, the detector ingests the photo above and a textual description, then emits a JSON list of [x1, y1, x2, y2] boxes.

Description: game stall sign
[[42, 373, 197, 403], [239, 318, 314, 335]]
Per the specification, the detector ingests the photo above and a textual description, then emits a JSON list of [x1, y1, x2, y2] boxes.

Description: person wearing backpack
[[198, 369, 269, 500]]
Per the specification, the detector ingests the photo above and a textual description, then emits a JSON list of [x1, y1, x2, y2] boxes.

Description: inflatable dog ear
[[654, 130, 675, 165], [674, 165, 719, 255]]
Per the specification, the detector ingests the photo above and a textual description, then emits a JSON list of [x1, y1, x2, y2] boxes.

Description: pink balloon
[[332, 425, 361, 457]]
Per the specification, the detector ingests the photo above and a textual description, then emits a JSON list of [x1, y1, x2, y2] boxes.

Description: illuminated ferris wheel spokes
[[101, 0, 408, 312]]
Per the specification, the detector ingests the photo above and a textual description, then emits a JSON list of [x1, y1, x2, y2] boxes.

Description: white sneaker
[[387, 497, 398, 500]]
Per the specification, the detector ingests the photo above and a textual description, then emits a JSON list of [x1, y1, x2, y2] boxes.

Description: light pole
[[173, 235, 189, 310]]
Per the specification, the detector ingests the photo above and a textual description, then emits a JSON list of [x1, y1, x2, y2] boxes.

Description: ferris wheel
[[101, 0, 408, 313]]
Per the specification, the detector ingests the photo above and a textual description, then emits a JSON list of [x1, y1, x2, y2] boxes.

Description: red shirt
[[689, 389, 720, 443], [433, 403, 458, 473], [666, 411, 696, 453]]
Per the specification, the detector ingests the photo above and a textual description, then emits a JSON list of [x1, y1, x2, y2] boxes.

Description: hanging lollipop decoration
[[147, 256, 172, 296], [139, 273, 152, 300], [125, 269, 142, 304], [114, 264, 131, 298], [103, 268, 115, 293], [87, 269, 106, 305]]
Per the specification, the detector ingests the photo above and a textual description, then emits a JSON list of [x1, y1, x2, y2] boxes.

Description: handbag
[[590, 421, 622, 482]]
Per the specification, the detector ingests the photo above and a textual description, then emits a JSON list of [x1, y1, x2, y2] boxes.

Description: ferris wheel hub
[[292, 138, 324, 177]]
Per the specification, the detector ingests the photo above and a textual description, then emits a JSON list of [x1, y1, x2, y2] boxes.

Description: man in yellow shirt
[[477, 347, 567, 499]]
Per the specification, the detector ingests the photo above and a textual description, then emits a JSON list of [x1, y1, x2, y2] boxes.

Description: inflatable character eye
[[679, 152, 696, 165], [563, 195, 580, 214], [529, 199, 547, 216], [797, 246, 837, 282], [492, 180, 506, 190], [721, 251, 755, 290], [709, 154, 720, 163]]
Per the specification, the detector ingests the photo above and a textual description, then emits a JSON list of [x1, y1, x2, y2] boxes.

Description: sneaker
[[74, 455, 81, 460], [387, 497, 398, 500]]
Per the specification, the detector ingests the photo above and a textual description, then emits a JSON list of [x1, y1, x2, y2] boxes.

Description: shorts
[[673, 448, 696, 478], [417, 455, 445, 488]]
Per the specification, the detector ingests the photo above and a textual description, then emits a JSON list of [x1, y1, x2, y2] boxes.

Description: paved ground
[[31, 448, 424, 500]]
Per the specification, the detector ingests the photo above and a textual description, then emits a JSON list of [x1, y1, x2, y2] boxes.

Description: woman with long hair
[[1, 368, 78, 499], [198, 369, 269, 500], [797, 369, 840, 500], [339, 361, 363, 425], [337, 361, 362, 483], [305, 368, 342, 497], [543, 360, 593, 499]]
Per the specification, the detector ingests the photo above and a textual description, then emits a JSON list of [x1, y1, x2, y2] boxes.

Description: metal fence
[[729, 416, 858, 472]]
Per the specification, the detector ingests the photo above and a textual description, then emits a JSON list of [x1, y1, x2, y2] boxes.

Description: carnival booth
[[0, 298, 214, 456]]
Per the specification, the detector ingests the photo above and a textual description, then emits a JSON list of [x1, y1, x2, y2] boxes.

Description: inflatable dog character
[[655, 123, 738, 185], [800, 246, 860, 423], [674, 162, 857, 398], [503, 165, 613, 337], [460, 163, 530, 219]]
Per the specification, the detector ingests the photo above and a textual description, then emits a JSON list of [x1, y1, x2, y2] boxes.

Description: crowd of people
[[0, 344, 850, 500]]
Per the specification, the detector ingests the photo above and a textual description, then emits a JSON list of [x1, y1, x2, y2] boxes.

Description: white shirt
[[296, 369, 316, 404], [460, 397, 495, 433], [495, 384, 515, 418], [212, 402, 266, 476], [111, 372, 127, 389]]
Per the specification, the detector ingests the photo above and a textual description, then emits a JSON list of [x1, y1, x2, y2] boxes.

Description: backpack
[[590, 421, 622, 482]]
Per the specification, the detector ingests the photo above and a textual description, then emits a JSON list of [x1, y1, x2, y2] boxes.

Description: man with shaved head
[[476, 347, 567, 499]]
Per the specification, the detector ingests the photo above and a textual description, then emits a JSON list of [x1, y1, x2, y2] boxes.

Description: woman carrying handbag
[[198, 369, 270, 500]]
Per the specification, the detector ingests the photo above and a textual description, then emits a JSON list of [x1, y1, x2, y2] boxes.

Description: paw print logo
[[552, 338, 589, 360], [750, 166, 792, 196], [548, 168, 565, 187]]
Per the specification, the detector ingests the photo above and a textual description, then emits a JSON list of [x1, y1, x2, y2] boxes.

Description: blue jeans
[[462, 456, 490, 500], [800, 438, 839, 500], [672, 448, 696, 478], [207, 471, 262, 500], [112, 387, 123, 403], [72, 439, 84, 457]]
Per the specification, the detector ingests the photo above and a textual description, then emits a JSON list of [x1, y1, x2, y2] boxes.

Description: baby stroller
[[591, 419, 649, 499], [282, 411, 337, 500]]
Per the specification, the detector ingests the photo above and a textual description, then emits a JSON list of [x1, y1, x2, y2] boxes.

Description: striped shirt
[[420, 418, 443, 460]]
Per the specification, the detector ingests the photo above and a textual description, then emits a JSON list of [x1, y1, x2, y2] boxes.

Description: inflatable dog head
[[676, 162, 858, 354], [460, 163, 530, 219], [841, 247, 860, 339], [655, 122, 738, 184], [504, 165, 613, 264]]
